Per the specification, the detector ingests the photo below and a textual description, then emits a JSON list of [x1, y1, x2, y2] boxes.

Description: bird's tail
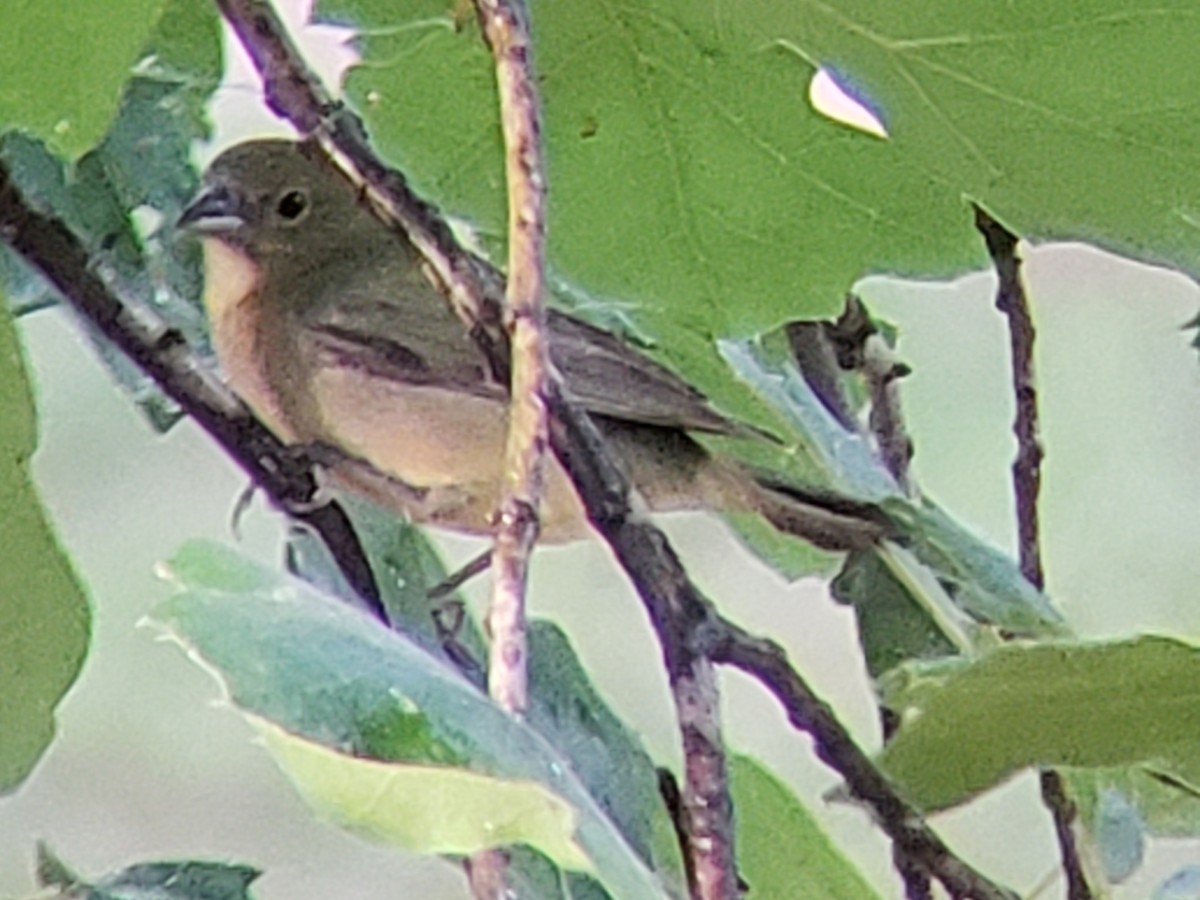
[[741, 473, 890, 551]]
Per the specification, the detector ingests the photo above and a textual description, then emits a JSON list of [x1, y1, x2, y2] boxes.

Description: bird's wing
[[547, 310, 759, 437], [299, 253, 509, 401], [299, 256, 757, 436]]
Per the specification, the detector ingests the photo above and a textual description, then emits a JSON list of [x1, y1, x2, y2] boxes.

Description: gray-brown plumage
[[181, 139, 884, 548]]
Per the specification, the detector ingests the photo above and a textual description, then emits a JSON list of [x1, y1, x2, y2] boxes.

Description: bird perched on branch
[[180, 138, 885, 549]]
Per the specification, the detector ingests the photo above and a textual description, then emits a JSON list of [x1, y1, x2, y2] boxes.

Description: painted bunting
[[180, 138, 884, 548]]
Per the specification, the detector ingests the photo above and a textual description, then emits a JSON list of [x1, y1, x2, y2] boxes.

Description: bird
[[179, 138, 885, 550]]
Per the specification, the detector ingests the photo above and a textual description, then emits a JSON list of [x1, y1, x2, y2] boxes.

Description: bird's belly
[[313, 366, 507, 487], [310, 366, 590, 540]]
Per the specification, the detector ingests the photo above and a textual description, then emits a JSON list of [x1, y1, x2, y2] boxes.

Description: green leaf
[[723, 511, 840, 582], [258, 719, 593, 870], [322, 0, 967, 336], [731, 755, 883, 900], [152, 541, 673, 899], [0, 0, 170, 157], [0, 306, 91, 793], [714, 332, 1064, 639], [1157, 866, 1200, 900], [316, 2, 1200, 528], [1091, 787, 1145, 884], [2, 0, 220, 429], [141, 0, 224, 82], [527, 622, 685, 890], [504, 847, 610, 900], [719, 336, 901, 501], [786, 3, 1200, 281], [37, 842, 261, 900], [316, 0, 959, 451], [879, 636, 1200, 811], [831, 549, 959, 678], [285, 497, 487, 667], [286, 511, 683, 890], [886, 499, 1067, 638], [323, 2, 1200, 337]]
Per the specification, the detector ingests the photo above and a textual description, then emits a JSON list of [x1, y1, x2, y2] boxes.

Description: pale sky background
[[3, 3, 1200, 898]]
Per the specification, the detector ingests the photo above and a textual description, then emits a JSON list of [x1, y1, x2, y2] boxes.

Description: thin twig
[[205, 5, 1020, 897], [973, 208, 1043, 586], [847, 300, 916, 493], [474, 0, 546, 725], [822, 295, 914, 492], [804, 296, 926, 886], [709, 623, 1018, 900], [0, 162, 385, 623], [657, 768, 700, 899], [468, 0, 549, 892], [464, 851, 510, 900], [427, 550, 492, 601], [974, 204, 1091, 900], [543, 380, 738, 899], [894, 844, 933, 900]]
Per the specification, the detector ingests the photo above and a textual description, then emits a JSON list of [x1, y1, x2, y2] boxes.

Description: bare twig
[[973, 208, 1043, 586], [464, 851, 511, 900], [894, 844, 933, 900], [709, 624, 1017, 900], [202, 4, 1021, 897], [474, 0, 546, 724], [814, 293, 937, 894], [468, 0, 550, 892], [0, 162, 385, 623], [974, 205, 1091, 900], [844, 299, 916, 493], [1038, 770, 1089, 900], [657, 768, 700, 898], [427, 550, 492, 601], [786, 320, 859, 431], [542, 380, 738, 899], [822, 295, 914, 492]]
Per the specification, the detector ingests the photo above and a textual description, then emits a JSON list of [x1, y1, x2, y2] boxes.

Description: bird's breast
[[200, 237, 300, 441]]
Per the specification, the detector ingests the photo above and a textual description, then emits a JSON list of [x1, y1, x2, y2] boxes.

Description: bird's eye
[[275, 188, 310, 223]]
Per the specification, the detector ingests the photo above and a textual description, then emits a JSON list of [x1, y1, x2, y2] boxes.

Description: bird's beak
[[178, 183, 246, 234]]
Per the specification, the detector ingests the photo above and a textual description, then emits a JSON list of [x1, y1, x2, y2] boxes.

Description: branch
[[474, 0, 545, 726], [973, 208, 1043, 587], [467, 0, 549, 892], [709, 624, 1017, 900], [206, 5, 1020, 897], [0, 163, 385, 623], [542, 383, 738, 898], [894, 845, 933, 900], [839, 296, 915, 494], [974, 205, 1091, 900]]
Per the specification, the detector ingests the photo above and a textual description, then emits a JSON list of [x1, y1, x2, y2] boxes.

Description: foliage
[[0, 300, 90, 793], [878, 637, 1200, 812], [155, 540, 680, 898], [35, 843, 260, 900], [2, 0, 1200, 898]]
